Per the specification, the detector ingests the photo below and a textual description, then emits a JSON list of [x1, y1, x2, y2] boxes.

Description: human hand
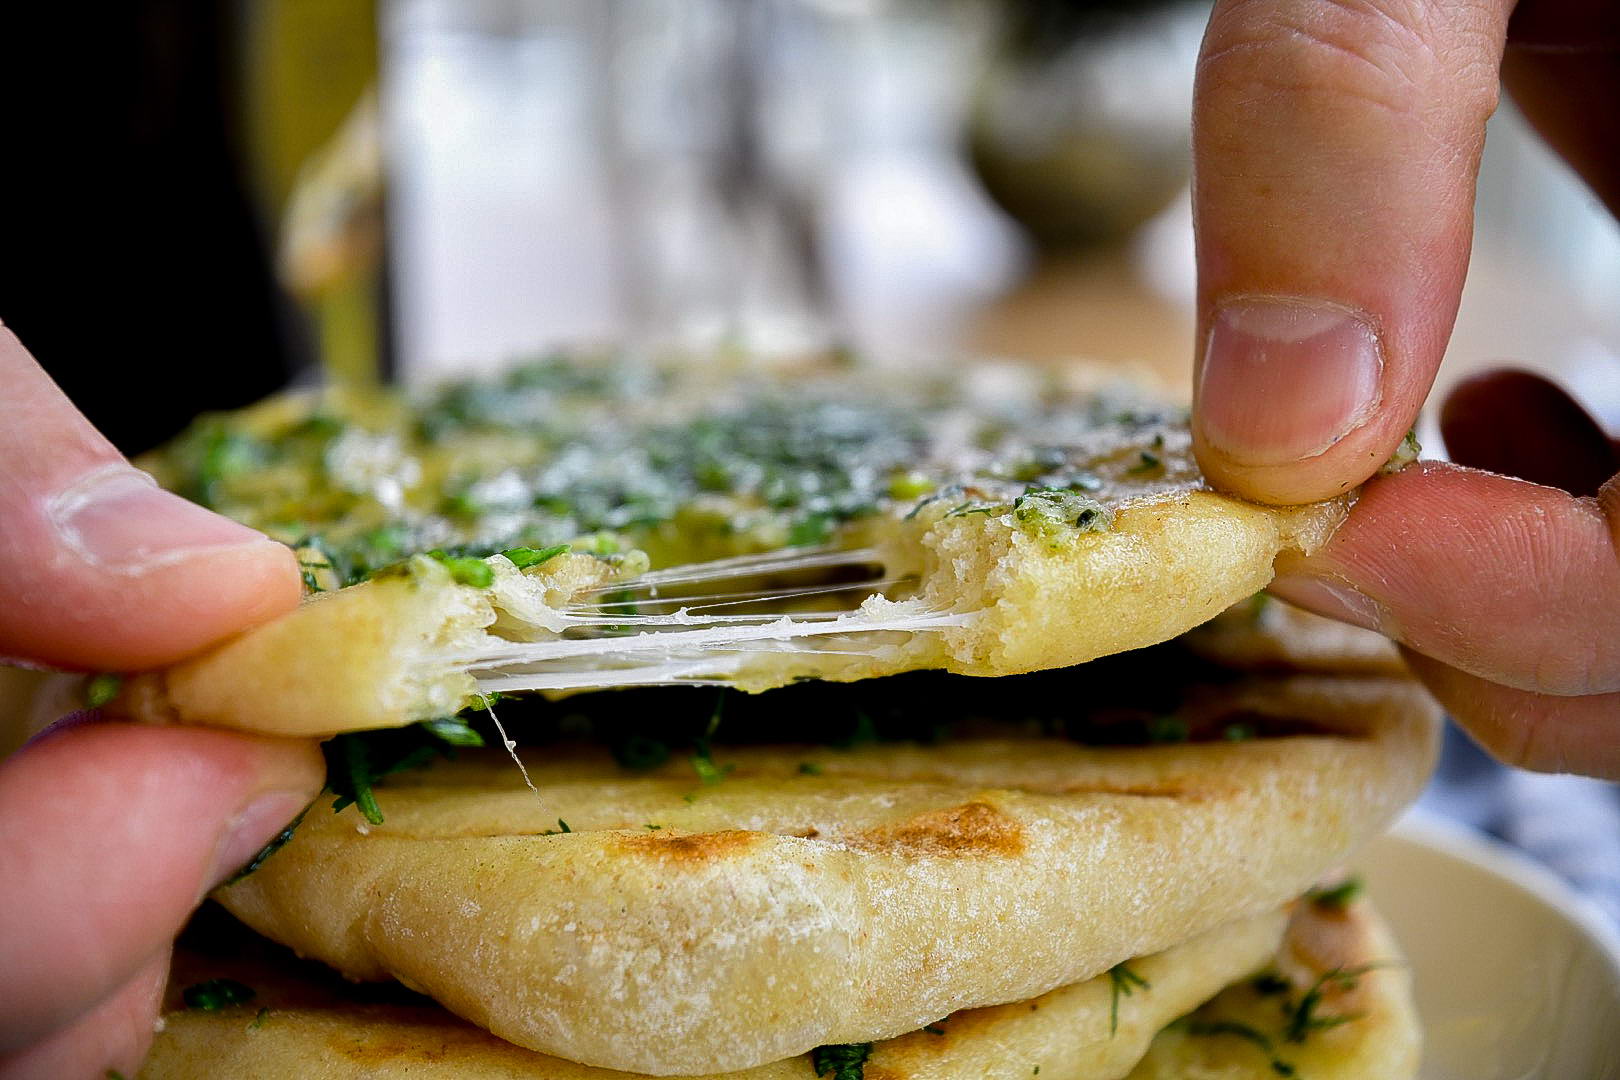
[[1189, 0, 1620, 774], [0, 325, 322, 1078]]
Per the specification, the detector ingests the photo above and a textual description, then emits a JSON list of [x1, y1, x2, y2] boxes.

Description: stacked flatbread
[[116, 357, 1435, 1078]]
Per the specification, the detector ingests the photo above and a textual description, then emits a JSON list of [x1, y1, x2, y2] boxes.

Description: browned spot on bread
[[613, 829, 763, 863], [1052, 780, 1193, 799], [328, 1029, 460, 1064], [847, 801, 1025, 857]]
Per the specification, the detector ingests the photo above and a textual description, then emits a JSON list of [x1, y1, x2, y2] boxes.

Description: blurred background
[[4, 0, 1615, 457]]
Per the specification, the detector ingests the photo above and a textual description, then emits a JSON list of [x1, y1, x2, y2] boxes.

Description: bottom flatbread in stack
[[134, 639, 1436, 1079], [147, 887, 1414, 1079]]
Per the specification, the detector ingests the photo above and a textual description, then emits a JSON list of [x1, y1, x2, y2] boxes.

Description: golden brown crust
[[144, 907, 1290, 1080], [143, 898, 1416, 1080], [1125, 893, 1420, 1079], [213, 675, 1437, 1074]]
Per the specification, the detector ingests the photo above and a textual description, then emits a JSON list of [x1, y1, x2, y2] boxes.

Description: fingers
[[0, 949, 169, 1080], [1401, 648, 1620, 776], [1439, 369, 1620, 496], [0, 325, 300, 672], [0, 722, 322, 1052], [1191, 0, 1514, 504], [1268, 461, 1620, 696]]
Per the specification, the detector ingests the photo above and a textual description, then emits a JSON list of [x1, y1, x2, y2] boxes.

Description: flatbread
[[144, 897, 1412, 1079], [1185, 595, 1404, 677], [1127, 891, 1419, 1079], [113, 357, 1348, 738], [213, 673, 1436, 1074], [145, 905, 1286, 1079]]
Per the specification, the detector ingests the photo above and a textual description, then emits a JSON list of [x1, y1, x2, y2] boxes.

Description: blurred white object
[[382, 0, 1025, 379]]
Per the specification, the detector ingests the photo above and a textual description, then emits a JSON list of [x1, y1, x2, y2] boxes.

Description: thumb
[[1191, 0, 1512, 504], [0, 324, 300, 671]]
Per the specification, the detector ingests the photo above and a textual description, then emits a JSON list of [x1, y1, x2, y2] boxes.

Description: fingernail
[[48, 465, 272, 573], [1269, 573, 1387, 634], [207, 791, 313, 890], [1199, 299, 1383, 467]]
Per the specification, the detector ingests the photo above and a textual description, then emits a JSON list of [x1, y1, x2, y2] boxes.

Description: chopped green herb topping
[[325, 723, 468, 824], [1128, 449, 1163, 474], [1147, 716, 1189, 743], [249, 1007, 270, 1030], [1011, 487, 1110, 545], [224, 800, 313, 885], [798, 761, 824, 776], [1183, 1019, 1296, 1076], [1305, 875, 1364, 911], [430, 552, 495, 587], [183, 978, 257, 1011], [85, 673, 123, 709], [1284, 966, 1371, 1043], [689, 696, 736, 788], [1251, 971, 1292, 997], [1222, 723, 1256, 741], [420, 716, 487, 748], [1379, 429, 1421, 475], [1108, 962, 1150, 1036], [502, 543, 570, 569], [106, 1071, 128, 1080], [811, 1042, 873, 1080]]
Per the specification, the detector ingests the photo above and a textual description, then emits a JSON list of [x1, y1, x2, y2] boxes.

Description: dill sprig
[[1108, 962, 1150, 1035], [810, 1043, 873, 1080], [182, 978, 256, 1011], [1183, 1018, 1297, 1077], [1283, 966, 1372, 1043]]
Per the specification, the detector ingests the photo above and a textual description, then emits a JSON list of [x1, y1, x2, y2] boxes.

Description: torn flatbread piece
[[117, 356, 1347, 736]]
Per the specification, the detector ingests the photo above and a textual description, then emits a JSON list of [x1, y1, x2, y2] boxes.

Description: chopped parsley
[[419, 716, 486, 748], [1011, 487, 1110, 545], [1108, 962, 1150, 1035], [223, 800, 313, 885], [1128, 449, 1163, 474], [810, 1042, 873, 1080], [182, 978, 257, 1011], [1305, 875, 1364, 911], [502, 543, 570, 569], [689, 694, 735, 788], [85, 673, 123, 709], [798, 761, 824, 776], [1379, 429, 1421, 475], [324, 717, 485, 824], [249, 1007, 270, 1030], [1146, 716, 1190, 743], [429, 552, 495, 588]]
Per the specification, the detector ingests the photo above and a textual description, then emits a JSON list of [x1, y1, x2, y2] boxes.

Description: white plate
[[1360, 812, 1620, 1079]]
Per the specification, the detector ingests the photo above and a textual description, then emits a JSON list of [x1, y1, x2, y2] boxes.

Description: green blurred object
[[970, 0, 1206, 249]]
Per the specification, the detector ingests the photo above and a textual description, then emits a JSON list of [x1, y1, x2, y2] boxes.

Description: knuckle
[[1199, 0, 1500, 124]]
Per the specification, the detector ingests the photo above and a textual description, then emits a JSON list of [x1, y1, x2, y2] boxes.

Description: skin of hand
[[1190, 0, 1620, 775], [0, 325, 322, 1079]]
